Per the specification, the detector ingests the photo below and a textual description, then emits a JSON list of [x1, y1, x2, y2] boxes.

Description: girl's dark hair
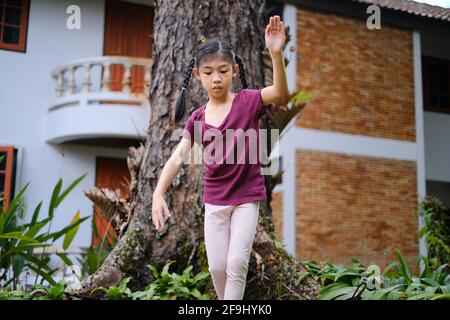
[[174, 39, 248, 122]]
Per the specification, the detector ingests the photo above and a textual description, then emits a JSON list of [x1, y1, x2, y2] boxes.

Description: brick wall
[[270, 191, 284, 242], [296, 8, 416, 141], [295, 150, 419, 271]]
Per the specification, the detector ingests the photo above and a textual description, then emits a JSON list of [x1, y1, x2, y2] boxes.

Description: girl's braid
[[234, 53, 248, 89], [182, 56, 196, 89], [175, 56, 196, 122]]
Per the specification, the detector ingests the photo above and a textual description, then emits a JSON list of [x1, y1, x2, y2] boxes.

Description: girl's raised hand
[[151, 193, 172, 231], [265, 15, 286, 55]]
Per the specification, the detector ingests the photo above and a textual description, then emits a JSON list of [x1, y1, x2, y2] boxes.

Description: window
[[0, 0, 30, 52], [422, 56, 450, 114], [426, 180, 450, 208], [0, 146, 18, 212]]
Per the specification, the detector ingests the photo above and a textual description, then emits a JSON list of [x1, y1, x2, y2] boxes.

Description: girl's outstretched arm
[[261, 15, 290, 106], [151, 137, 193, 230]]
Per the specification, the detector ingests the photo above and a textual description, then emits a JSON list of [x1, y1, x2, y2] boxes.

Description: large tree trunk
[[78, 0, 319, 299]]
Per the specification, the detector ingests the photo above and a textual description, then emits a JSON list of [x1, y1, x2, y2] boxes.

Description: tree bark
[[78, 0, 319, 300]]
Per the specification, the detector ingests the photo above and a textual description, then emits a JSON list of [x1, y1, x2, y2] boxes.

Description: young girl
[[151, 15, 288, 300]]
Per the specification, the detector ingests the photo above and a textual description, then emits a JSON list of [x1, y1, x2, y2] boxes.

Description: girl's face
[[193, 56, 239, 98]]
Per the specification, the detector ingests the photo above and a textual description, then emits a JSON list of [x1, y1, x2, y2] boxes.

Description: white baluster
[[101, 62, 111, 92], [144, 67, 151, 97], [55, 70, 64, 97], [82, 63, 92, 93], [123, 63, 132, 94], [67, 66, 76, 94]]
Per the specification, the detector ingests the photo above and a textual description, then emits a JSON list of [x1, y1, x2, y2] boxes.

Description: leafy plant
[[418, 196, 450, 266], [0, 286, 29, 300], [28, 281, 73, 300], [306, 250, 450, 300], [0, 174, 89, 288], [91, 277, 132, 300], [131, 261, 210, 300], [1, 261, 211, 300], [76, 245, 110, 277], [75, 219, 113, 278], [0, 280, 73, 300]]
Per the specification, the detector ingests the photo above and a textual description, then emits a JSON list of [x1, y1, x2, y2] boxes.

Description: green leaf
[[48, 179, 62, 219], [430, 293, 450, 300], [12, 255, 25, 276], [17, 218, 51, 248], [37, 216, 89, 242], [63, 211, 81, 250], [382, 261, 399, 276], [0, 232, 38, 242], [320, 285, 357, 300], [422, 278, 440, 288], [424, 285, 438, 294], [25, 218, 51, 238], [439, 284, 450, 294], [290, 91, 313, 104], [395, 250, 412, 284], [56, 253, 73, 266], [30, 201, 43, 226], [5, 243, 52, 255], [319, 282, 348, 296], [22, 253, 53, 272], [334, 268, 363, 283], [2, 183, 30, 231], [386, 289, 404, 300], [405, 282, 424, 293], [86, 247, 97, 274], [182, 265, 193, 277], [190, 288, 202, 299], [418, 225, 428, 238], [192, 271, 210, 284], [148, 264, 159, 278], [55, 174, 87, 208], [407, 292, 439, 300], [26, 263, 57, 286], [162, 261, 175, 277]]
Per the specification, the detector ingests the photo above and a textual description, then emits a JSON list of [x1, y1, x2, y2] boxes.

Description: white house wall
[[0, 0, 114, 248]]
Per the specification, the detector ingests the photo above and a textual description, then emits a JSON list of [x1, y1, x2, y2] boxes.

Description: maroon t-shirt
[[182, 88, 269, 205]]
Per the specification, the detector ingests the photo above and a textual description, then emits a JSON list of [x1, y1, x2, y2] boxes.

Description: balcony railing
[[49, 56, 152, 110], [45, 56, 152, 144]]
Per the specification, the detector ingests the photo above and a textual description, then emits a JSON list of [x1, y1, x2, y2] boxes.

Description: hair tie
[[232, 52, 236, 62]]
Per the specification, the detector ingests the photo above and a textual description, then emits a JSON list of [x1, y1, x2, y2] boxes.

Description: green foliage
[[290, 91, 313, 105], [418, 196, 450, 266], [28, 281, 73, 300], [91, 277, 132, 300], [0, 174, 89, 288], [0, 261, 211, 300], [0, 280, 73, 300], [76, 245, 110, 277], [0, 286, 29, 300], [131, 261, 210, 300], [76, 220, 112, 277], [83, 261, 211, 300], [301, 250, 450, 300]]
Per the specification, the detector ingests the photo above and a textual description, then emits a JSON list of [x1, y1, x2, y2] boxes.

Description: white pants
[[204, 201, 260, 300]]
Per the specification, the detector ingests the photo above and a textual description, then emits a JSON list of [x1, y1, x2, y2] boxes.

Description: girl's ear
[[192, 67, 200, 79], [232, 63, 239, 78]]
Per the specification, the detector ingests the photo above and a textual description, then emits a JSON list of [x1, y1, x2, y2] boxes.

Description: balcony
[[45, 56, 152, 146]]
